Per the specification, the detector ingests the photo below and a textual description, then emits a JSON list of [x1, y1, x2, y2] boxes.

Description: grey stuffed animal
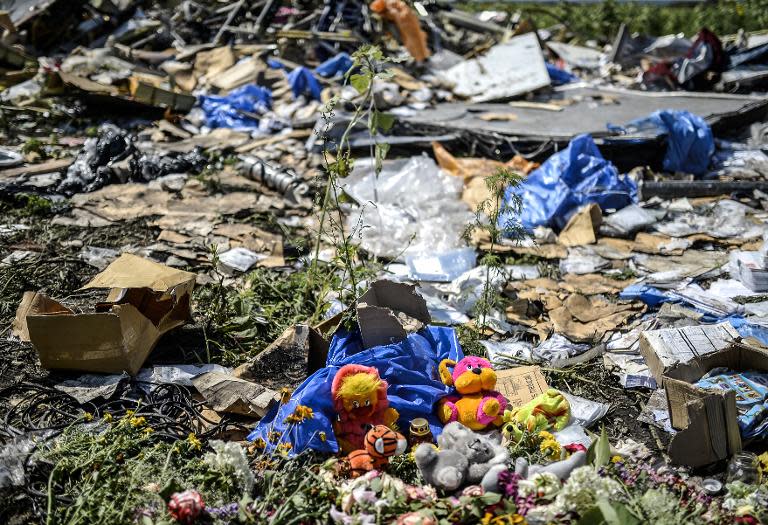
[[414, 444, 468, 492], [418, 422, 509, 492]]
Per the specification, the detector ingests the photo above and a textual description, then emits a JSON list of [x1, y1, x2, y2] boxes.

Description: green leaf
[[587, 424, 611, 467], [349, 73, 370, 94], [478, 492, 502, 505], [578, 500, 642, 525], [374, 143, 390, 174], [372, 111, 395, 132], [158, 478, 183, 501]]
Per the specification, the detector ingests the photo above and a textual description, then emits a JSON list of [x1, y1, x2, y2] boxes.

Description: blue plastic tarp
[[316, 52, 354, 78], [199, 84, 272, 130], [547, 63, 578, 86], [287, 66, 322, 100], [500, 134, 638, 232], [623, 110, 714, 176], [247, 326, 463, 454]]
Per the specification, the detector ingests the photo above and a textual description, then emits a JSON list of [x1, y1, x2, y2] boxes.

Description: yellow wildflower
[[268, 431, 282, 444], [276, 442, 293, 456], [103, 413, 113, 423], [283, 405, 315, 424], [83, 412, 94, 422], [129, 416, 147, 428], [279, 388, 292, 404], [539, 438, 561, 461], [481, 513, 526, 525], [537, 430, 555, 442], [142, 427, 154, 436], [251, 438, 267, 451], [187, 433, 202, 451], [611, 455, 623, 464]]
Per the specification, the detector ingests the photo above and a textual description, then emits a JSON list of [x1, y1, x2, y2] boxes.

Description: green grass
[[459, 0, 768, 44]]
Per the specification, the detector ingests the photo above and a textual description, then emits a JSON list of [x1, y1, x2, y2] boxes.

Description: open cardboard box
[[13, 254, 195, 375], [664, 342, 768, 467]]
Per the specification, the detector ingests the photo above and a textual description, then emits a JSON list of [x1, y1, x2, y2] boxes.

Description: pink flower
[[461, 485, 485, 498], [396, 511, 436, 525], [564, 443, 587, 454], [168, 490, 204, 524]]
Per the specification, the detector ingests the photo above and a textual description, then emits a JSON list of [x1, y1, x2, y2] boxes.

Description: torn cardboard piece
[[234, 324, 330, 390], [495, 365, 549, 409], [665, 342, 768, 467], [192, 372, 278, 418], [558, 204, 602, 247], [18, 254, 195, 375], [639, 322, 740, 382], [356, 280, 432, 349]]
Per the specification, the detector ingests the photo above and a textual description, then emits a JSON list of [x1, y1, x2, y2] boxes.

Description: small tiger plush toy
[[346, 424, 407, 478]]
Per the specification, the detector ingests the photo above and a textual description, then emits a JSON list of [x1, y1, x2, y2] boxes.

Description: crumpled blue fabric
[[287, 66, 322, 100], [247, 326, 463, 454], [546, 63, 578, 86], [500, 134, 638, 232], [316, 52, 353, 77], [199, 84, 272, 130], [623, 110, 714, 176]]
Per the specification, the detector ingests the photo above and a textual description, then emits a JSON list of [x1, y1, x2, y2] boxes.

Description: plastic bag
[[316, 52, 354, 78], [342, 156, 472, 259], [546, 63, 578, 86], [247, 326, 463, 454], [199, 84, 272, 130], [627, 110, 713, 176], [287, 66, 322, 100], [500, 134, 637, 232]]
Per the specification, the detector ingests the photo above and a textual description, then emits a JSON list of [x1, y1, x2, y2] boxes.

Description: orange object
[[370, 0, 430, 62], [347, 425, 407, 478]]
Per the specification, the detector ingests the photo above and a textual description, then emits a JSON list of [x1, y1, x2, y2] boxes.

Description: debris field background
[[1, 1, 768, 525]]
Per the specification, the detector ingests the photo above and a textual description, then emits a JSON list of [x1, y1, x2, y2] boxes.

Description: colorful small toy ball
[[168, 490, 204, 523]]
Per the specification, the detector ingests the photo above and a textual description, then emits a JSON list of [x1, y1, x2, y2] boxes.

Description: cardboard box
[[639, 322, 739, 382], [14, 254, 195, 375], [495, 365, 549, 408], [664, 342, 768, 467]]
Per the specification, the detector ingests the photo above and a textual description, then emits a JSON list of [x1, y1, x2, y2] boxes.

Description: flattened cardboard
[[82, 253, 195, 292], [495, 366, 549, 409], [22, 255, 195, 375], [356, 280, 431, 349], [192, 372, 278, 418], [639, 322, 739, 382], [663, 342, 768, 467]]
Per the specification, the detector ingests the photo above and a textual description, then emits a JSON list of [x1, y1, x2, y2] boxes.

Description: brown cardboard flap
[[82, 253, 195, 292], [12, 291, 72, 341]]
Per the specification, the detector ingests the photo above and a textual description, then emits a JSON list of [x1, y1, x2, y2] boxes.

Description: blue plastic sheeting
[[546, 63, 578, 86], [626, 110, 714, 176], [620, 284, 768, 346], [619, 284, 673, 308], [247, 326, 463, 455], [199, 84, 272, 130], [287, 66, 322, 100], [316, 52, 354, 78], [500, 134, 638, 232]]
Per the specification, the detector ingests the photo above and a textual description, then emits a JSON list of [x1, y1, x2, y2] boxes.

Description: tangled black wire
[[0, 379, 253, 520]]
